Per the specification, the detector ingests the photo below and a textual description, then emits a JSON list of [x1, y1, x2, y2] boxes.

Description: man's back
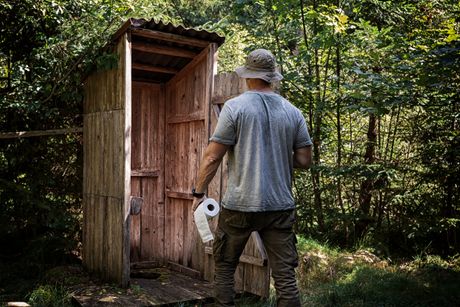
[[210, 90, 312, 212]]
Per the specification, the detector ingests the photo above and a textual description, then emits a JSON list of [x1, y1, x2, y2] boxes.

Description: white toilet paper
[[194, 198, 220, 243]]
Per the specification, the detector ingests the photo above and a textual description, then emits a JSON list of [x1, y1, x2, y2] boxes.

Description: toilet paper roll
[[194, 198, 220, 243]]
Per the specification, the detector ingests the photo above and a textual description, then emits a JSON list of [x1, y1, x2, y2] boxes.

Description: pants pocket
[[223, 209, 249, 229], [273, 210, 296, 230]]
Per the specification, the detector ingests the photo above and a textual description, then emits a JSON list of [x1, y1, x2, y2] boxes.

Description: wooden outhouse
[[82, 18, 270, 301]]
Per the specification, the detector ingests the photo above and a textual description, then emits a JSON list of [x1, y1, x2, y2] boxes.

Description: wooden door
[[163, 45, 217, 275], [205, 72, 271, 298], [82, 33, 131, 287], [130, 82, 165, 262]]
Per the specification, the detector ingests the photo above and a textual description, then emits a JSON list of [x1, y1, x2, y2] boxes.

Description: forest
[[0, 0, 459, 306]]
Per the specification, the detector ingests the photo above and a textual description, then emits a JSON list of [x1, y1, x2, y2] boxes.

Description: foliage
[[229, 0, 460, 256], [27, 285, 71, 307], [0, 0, 459, 302], [0, 0, 197, 300]]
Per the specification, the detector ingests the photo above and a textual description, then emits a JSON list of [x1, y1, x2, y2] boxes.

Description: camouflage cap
[[235, 49, 283, 82]]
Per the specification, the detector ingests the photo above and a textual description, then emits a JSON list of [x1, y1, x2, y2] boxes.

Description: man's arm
[[194, 141, 229, 195], [293, 146, 312, 169]]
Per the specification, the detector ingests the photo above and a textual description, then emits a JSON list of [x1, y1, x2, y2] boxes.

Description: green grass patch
[[27, 285, 72, 307], [296, 237, 460, 307]]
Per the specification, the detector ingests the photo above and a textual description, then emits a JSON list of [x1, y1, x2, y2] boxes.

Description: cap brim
[[235, 66, 283, 82]]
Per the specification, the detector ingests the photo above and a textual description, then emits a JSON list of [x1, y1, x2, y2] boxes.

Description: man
[[192, 49, 312, 307]]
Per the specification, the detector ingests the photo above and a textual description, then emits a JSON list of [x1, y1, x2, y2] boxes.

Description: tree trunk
[[300, 0, 314, 133], [311, 0, 324, 232], [269, 0, 284, 75], [335, 26, 344, 216], [443, 98, 459, 252], [355, 112, 377, 239]]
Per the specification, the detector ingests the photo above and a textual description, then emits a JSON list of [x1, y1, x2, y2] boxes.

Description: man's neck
[[246, 78, 273, 92], [248, 86, 272, 92]]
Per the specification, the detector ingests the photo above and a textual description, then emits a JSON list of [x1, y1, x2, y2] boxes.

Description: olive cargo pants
[[213, 208, 301, 307]]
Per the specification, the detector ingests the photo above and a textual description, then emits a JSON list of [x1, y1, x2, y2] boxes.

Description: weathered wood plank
[[140, 178, 153, 261], [167, 112, 204, 124], [132, 42, 197, 58], [0, 127, 82, 139], [167, 261, 201, 280], [212, 94, 239, 105], [82, 33, 131, 287], [130, 261, 162, 269], [131, 28, 210, 48], [132, 63, 179, 75], [131, 82, 166, 262], [166, 45, 210, 87], [204, 246, 267, 267], [131, 169, 159, 177], [130, 179, 142, 262], [156, 85, 166, 262], [166, 191, 193, 200], [205, 44, 217, 141]]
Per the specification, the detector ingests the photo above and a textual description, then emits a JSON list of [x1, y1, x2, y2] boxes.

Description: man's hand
[[192, 195, 206, 212]]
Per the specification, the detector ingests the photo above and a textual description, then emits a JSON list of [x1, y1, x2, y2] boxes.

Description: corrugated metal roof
[[108, 18, 224, 83], [113, 18, 225, 47]]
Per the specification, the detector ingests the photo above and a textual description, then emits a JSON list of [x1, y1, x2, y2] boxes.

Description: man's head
[[235, 49, 283, 84]]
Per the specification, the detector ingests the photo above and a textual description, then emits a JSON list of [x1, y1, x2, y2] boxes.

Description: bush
[[27, 285, 71, 307]]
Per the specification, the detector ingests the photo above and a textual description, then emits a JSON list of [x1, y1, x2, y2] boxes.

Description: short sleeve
[[209, 103, 237, 145], [294, 112, 313, 149]]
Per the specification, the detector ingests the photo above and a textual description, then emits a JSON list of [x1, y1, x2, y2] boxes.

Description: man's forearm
[[194, 142, 229, 193], [195, 156, 222, 193]]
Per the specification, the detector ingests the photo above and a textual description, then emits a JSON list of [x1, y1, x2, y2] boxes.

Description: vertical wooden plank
[[131, 82, 166, 262], [159, 84, 166, 261], [131, 85, 141, 170], [205, 44, 217, 142], [234, 264, 244, 294], [82, 33, 131, 287], [122, 31, 132, 287], [164, 86, 170, 263], [140, 177, 150, 259], [130, 178, 141, 262]]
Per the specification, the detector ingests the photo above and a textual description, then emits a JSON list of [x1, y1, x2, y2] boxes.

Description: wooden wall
[[130, 82, 165, 262], [82, 33, 131, 287], [162, 44, 217, 275], [82, 33, 270, 296]]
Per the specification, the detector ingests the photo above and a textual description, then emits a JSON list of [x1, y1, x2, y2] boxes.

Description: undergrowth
[[2, 237, 459, 307], [296, 236, 460, 307]]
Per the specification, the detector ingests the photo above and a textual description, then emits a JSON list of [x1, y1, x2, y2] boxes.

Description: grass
[[295, 236, 460, 307], [27, 284, 72, 307]]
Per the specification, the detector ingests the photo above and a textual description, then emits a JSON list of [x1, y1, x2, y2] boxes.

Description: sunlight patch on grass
[[297, 237, 460, 307]]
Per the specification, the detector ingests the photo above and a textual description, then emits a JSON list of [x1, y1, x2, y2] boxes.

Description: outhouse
[[82, 18, 270, 302]]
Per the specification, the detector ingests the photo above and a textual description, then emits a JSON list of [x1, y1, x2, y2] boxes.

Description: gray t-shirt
[[210, 90, 312, 212]]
